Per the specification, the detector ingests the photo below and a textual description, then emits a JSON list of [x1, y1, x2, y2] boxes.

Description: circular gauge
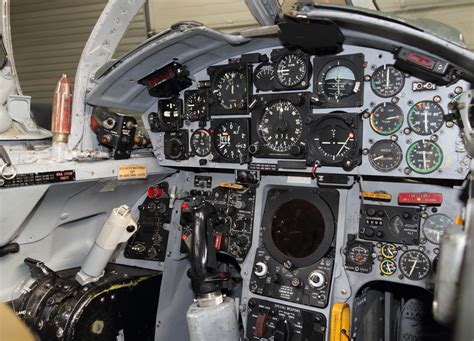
[[212, 120, 248, 162], [184, 91, 207, 121], [347, 242, 372, 266], [310, 117, 357, 164], [380, 259, 397, 276], [368, 140, 403, 172], [406, 140, 443, 174], [254, 63, 275, 91], [370, 103, 404, 135], [371, 65, 405, 98], [275, 53, 307, 87], [257, 100, 303, 152], [381, 243, 398, 259], [322, 65, 356, 100], [214, 69, 247, 110], [408, 101, 445, 135], [399, 250, 431, 280], [190, 129, 212, 157], [423, 214, 453, 244], [389, 216, 404, 236]]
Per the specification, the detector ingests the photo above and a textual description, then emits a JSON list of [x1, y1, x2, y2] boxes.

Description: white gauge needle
[[336, 135, 351, 156], [422, 151, 427, 169], [386, 67, 390, 87], [385, 116, 399, 120], [424, 110, 429, 132], [409, 259, 418, 276], [373, 155, 384, 161]]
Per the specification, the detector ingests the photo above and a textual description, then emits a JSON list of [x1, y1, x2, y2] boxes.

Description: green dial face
[[406, 140, 443, 174]]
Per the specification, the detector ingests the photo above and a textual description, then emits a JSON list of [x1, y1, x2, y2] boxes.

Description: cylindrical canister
[[51, 74, 72, 143]]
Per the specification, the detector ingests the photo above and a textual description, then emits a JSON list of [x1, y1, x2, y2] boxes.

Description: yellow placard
[[219, 182, 244, 189], [360, 191, 392, 201], [118, 164, 147, 180]]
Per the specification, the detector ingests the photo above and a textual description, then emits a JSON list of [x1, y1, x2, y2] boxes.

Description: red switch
[[253, 311, 269, 337]]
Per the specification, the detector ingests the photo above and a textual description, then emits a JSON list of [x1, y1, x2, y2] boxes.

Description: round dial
[[212, 120, 248, 162], [389, 216, 404, 236], [258, 100, 303, 152], [380, 259, 397, 276], [275, 53, 307, 87], [370, 103, 404, 135], [310, 117, 357, 164], [322, 65, 356, 100], [399, 250, 431, 280], [347, 243, 371, 266], [184, 91, 207, 121], [381, 243, 398, 259], [214, 69, 247, 110], [190, 129, 211, 157], [423, 214, 453, 244], [371, 65, 405, 98], [368, 140, 403, 172], [254, 63, 275, 91], [408, 101, 445, 135], [406, 140, 443, 174]]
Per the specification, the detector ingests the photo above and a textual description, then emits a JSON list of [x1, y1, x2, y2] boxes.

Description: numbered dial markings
[[406, 140, 443, 174], [380, 259, 397, 276], [369, 140, 403, 172], [276, 53, 307, 87], [408, 101, 445, 136], [347, 243, 372, 266], [254, 63, 275, 91], [184, 90, 207, 121], [423, 214, 453, 244], [214, 70, 247, 110], [212, 120, 248, 162], [399, 250, 431, 280], [258, 100, 303, 152], [190, 129, 212, 157], [381, 243, 398, 259], [371, 65, 405, 98], [370, 103, 404, 135]]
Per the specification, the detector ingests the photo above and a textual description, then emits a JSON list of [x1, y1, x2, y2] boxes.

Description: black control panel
[[125, 182, 172, 261], [358, 204, 421, 244], [164, 130, 189, 160], [246, 298, 326, 341]]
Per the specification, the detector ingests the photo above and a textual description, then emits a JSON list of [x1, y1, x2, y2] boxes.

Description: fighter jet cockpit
[[0, 0, 473, 340]]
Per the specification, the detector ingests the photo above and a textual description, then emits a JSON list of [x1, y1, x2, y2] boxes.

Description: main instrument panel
[[146, 45, 470, 180]]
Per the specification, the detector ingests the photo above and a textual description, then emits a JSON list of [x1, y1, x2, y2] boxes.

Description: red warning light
[[147, 186, 163, 199], [181, 202, 189, 210], [398, 192, 443, 205]]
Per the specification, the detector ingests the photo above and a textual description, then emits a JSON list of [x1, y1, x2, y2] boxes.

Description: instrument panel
[[146, 45, 470, 180]]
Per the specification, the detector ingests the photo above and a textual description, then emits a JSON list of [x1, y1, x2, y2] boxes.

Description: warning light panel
[[398, 192, 443, 205]]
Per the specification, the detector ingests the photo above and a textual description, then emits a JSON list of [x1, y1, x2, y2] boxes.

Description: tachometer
[[422, 214, 453, 244], [370, 103, 404, 135], [257, 100, 303, 152], [399, 250, 431, 280], [370, 65, 405, 98], [408, 101, 444, 135], [211, 119, 249, 162], [190, 129, 212, 157], [368, 140, 403, 172], [406, 140, 443, 174]]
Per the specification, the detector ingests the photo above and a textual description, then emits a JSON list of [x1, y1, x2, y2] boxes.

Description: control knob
[[254, 262, 268, 277], [308, 270, 326, 289]]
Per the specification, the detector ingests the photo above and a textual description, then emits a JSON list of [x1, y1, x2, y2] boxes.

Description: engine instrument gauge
[[370, 103, 404, 135], [184, 90, 208, 122], [254, 63, 275, 92], [275, 53, 308, 88], [380, 259, 397, 276], [368, 140, 403, 172], [211, 119, 249, 162], [380, 243, 398, 259], [190, 129, 212, 157], [399, 250, 431, 280], [257, 100, 303, 153], [370, 65, 405, 98], [408, 101, 445, 135], [309, 116, 358, 165], [422, 214, 453, 244], [406, 140, 443, 174], [347, 242, 372, 266]]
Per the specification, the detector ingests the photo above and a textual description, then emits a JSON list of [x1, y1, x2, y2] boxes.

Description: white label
[[286, 176, 312, 184]]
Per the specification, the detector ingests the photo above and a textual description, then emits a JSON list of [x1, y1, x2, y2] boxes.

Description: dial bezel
[[253, 62, 275, 92], [399, 249, 431, 280], [407, 100, 445, 136], [370, 102, 404, 135], [406, 139, 443, 174], [153, 97, 183, 132], [270, 48, 312, 91], [210, 118, 250, 163], [422, 214, 453, 245], [368, 140, 403, 172], [184, 89, 209, 122], [190, 129, 212, 157], [370, 64, 405, 98]]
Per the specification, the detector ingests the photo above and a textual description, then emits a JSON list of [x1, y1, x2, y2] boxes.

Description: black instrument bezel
[[270, 48, 312, 91], [210, 118, 250, 163]]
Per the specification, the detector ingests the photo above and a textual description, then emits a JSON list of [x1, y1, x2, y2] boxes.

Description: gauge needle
[[409, 259, 418, 276], [373, 155, 384, 161], [386, 67, 390, 87], [424, 110, 429, 131], [336, 135, 351, 156], [423, 151, 427, 169], [385, 116, 398, 120]]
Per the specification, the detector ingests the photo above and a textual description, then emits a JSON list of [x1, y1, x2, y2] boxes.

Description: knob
[[290, 145, 303, 156], [272, 273, 281, 284], [308, 270, 326, 289], [364, 227, 374, 237], [248, 144, 259, 155], [254, 262, 268, 277], [366, 207, 376, 217], [274, 319, 292, 341], [234, 200, 245, 210]]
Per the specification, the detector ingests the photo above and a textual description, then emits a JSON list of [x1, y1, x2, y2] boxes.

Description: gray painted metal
[[244, 0, 280, 26]]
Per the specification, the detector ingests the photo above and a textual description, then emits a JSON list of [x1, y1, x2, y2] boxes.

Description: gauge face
[[399, 250, 431, 280], [212, 120, 248, 162], [184, 90, 207, 121], [257, 100, 303, 152], [380, 259, 397, 276], [347, 242, 371, 266], [276, 53, 307, 87], [190, 129, 212, 157], [370, 103, 404, 135], [406, 140, 443, 174], [310, 117, 357, 164], [381, 243, 398, 259], [254, 63, 275, 91], [213, 69, 247, 110], [389, 215, 404, 236], [423, 214, 453, 244], [371, 65, 405, 98], [322, 65, 356, 100], [368, 140, 403, 172], [408, 101, 445, 135]]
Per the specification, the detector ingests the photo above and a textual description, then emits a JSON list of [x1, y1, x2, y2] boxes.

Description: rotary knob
[[308, 270, 326, 289], [254, 262, 268, 277]]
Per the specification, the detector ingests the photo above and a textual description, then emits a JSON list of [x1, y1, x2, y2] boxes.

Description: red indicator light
[[398, 192, 443, 205], [147, 186, 163, 199], [214, 232, 223, 251], [146, 69, 176, 88], [181, 202, 189, 210], [349, 132, 354, 139], [181, 233, 188, 240], [406, 52, 436, 70]]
